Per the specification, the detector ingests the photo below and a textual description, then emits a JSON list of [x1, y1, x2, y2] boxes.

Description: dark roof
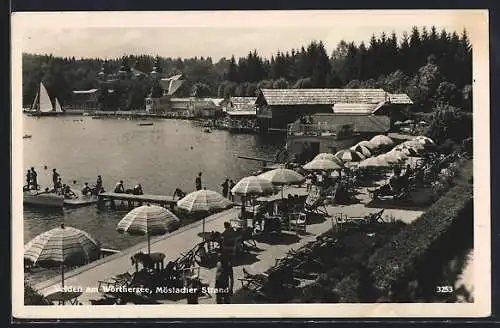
[[309, 114, 391, 133], [259, 89, 388, 106]]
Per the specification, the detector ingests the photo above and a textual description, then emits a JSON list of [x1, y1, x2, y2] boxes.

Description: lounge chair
[[304, 186, 328, 216], [289, 213, 307, 235], [238, 267, 267, 293]]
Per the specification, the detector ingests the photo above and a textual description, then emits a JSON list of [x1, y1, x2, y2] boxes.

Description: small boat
[[29, 82, 65, 117], [23, 190, 65, 208], [203, 128, 212, 133], [23, 134, 32, 139], [138, 122, 154, 126]]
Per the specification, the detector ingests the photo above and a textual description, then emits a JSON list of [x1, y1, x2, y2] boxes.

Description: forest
[[23, 25, 473, 138]]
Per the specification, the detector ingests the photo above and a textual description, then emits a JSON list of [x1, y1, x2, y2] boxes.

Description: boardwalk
[[34, 182, 426, 305]]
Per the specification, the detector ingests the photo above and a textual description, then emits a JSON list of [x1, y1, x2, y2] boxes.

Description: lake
[[22, 115, 284, 284]]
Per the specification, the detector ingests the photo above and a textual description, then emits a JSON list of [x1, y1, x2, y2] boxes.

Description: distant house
[[68, 89, 101, 111], [145, 74, 186, 114], [221, 97, 257, 112], [255, 88, 412, 131]]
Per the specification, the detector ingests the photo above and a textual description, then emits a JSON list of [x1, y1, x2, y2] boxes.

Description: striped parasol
[[350, 144, 372, 157], [303, 158, 343, 171], [413, 136, 436, 146], [313, 153, 344, 166], [24, 223, 101, 288], [231, 176, 274, 197], [356, 140, 376, 150], [258, 168, 305, 186], [401, 140, 425, 151], [381, 151, 406, 164], [370, 135, 394, 148], [177, 189, 232, 233], [335, 149, 366, 163], [358, 156, 390, 169], [393, 145, 420, 157], [117, 204, 180, 254]]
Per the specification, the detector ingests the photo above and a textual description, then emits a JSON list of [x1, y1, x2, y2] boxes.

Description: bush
[[24, 283, 52, 305], [366, 160, 473, 297]]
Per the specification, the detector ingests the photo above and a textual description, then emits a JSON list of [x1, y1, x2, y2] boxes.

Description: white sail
[[55, 98, 63, 112], [30, 92, 39, 111], [39, 83, 53, 113]]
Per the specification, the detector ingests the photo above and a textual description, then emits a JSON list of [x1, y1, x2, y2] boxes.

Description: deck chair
[[304, 186, 328, 216], [289, 212, 307, 235], [238, 267, 268, 293], [97, 271, 133, 292]]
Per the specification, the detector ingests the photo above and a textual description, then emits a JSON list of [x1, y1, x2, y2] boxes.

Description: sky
[[13, 10, 486, 61]]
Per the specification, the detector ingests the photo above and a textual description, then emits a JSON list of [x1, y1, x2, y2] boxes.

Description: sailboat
[[28, 82, 65, 117]]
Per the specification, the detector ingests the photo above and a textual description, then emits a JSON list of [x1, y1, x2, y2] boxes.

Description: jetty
[[97, 192, 178, 210]]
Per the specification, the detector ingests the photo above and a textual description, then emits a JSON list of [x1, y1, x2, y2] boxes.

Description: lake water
[[22, 116, 284, 284]]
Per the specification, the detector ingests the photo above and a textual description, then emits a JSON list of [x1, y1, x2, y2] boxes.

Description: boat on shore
[[138, 122, 154, 126], [23, 134, 32, 139], [203, 128, 212, 133]]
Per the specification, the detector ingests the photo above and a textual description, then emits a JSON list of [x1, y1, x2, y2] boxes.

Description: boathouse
[[68, 89, 102, 111], [255, 88, 412, 132], [221, 97, 257, 112], [145, 74, 187, 114]]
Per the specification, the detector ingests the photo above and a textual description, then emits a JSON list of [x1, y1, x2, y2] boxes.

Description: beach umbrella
[[388, 150, 409, 161], [24, 223, 101, 289], [382, 151, 406, 164], [231, 176, 274, 197], [356, 140, 376, 150], [413, 136, 435, 146], [404, 119, 414, 124], [313, 153, 345, 166], [393, 145, 420, 157], [177, 189, 232, 233], [358, 156, 390, 169], [303, 159, 343, 171], [335, 149, 366, 163], [258, 168, 305, 199], [370, 135, 394, 148], [394, 121, 403, 126], [401, 140, 425, 151], [350, 144, 372, 157]]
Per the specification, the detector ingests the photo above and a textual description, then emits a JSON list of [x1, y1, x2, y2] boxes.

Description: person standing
[[52, 169, 60, 189], [221, 178, 229, 198], [30, 167, 38, 190], [96, 175, 103, 192], [228, 179, 235, 201], [195, 172, 202, 191], [25, 169, 32, 190], [214, 256, 234, 304]]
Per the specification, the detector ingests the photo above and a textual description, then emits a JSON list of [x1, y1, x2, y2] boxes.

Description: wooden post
[[97, 195, 105, 210], [110, 199, 116, 210]]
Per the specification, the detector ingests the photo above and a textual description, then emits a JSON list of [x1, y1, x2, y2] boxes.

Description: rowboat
[[23, 134, 32, 139], [138, 122, 154, 126]]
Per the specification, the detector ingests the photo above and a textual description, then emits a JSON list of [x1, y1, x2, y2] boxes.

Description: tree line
[[23, 25, 471, 114]]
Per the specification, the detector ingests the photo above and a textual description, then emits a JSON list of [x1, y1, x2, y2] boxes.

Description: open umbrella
[[404, 119, 414, 124], [394, 121, 403, 126], [258, 168, 305, 199], [231, 176, 274, 216], [382, 151, 406, 164], [393, 145, 420, 157], [413, 136, 435, 146], [117, 204, 180, 254], [350, 144, 372, 157], [24, 223, 101, 289], [358, 156, 390, 169], [313, 153, 345, 166], [370, 135, 394, 148], [402, 140, 425, 151], [335, 149, 365, 163], [356, 140, 376, 150], [303, 159, 343, 171], [177, 189, 232, 233]]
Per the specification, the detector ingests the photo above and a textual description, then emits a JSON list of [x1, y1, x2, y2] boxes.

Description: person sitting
[[81, 182, 91, 196], [114, 180, 125, 193], [173, 188, 186, 199], [54, 178, 63, 194], [133, 184, 144, 195], [389, 167, 402, 193], [63, 184, 76, 199]]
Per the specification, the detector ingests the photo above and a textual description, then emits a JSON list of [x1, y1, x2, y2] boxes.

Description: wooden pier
[[97, 192, 178, 210]]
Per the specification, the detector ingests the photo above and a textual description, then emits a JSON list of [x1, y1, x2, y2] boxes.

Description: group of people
[[114, 180, 144, 195], [194, 172, 236, 202], [25, 167, 38, 191]]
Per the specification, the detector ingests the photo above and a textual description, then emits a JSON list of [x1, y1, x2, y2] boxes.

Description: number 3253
[[436, 286, 454, 293]]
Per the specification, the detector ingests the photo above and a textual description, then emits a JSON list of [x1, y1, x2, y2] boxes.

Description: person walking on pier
[[221, 178, 229, 198], [195, 172, 202, 191], [30, 167, 38, 190]]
